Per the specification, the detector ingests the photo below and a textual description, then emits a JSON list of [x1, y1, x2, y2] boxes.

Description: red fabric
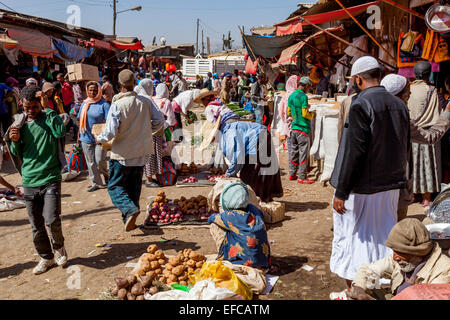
[[275, 1, 380, 36], [111, 40, 143, 50], [61, 82, 74, 106], [245, 58, 258, 75], [276, 22, 303, 37], [90, 38, 113, 51], [172, 100, 181, 113], [7, 27, 55, 58], [392, 284, 450, 300]]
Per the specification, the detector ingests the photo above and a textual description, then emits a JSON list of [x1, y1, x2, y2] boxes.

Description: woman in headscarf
[[219, 73, 233, 104], [196, 89, 283, 202], [153, 83, 177, 129], [278, 75, 299, 153], [171, 89, 201, 143], [208, 182, 271, 268], [212, 73, 221, 92], [78, 81, 110, 192], [134, 79, 167, 187], [381, 73, 450, 220], [407, 61, 446, 207]]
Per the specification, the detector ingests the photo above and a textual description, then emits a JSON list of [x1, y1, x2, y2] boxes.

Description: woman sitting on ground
[[78, 81, 110, 192], [208, 182, 271, 269]]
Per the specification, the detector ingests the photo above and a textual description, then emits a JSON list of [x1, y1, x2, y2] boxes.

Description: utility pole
[[113, 0, 117, 37], [196, 18, 200, 55], [201, 30, 204, 56]]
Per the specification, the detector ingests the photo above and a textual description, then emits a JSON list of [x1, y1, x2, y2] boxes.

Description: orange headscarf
[[79, 82, 103, 134]]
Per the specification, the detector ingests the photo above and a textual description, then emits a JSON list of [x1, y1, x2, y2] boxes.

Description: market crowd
[[1, 51, 449, 300]]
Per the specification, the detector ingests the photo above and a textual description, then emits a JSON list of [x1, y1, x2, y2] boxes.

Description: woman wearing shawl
[[134, 79, 167, 187], [171, 89, 201, 143], [278, 75, 299, 153], [407, 62, 446, 207], [196, 89, 283, 202], [381, 73, 450, 220], [213, 74, 221, 92], [78, 82, 110, 192], [208, 182, 271, 268]]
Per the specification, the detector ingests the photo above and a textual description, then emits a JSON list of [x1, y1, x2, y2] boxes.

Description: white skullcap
[[26, 78, 38, 86], [381, 74, 408, 96], [350, 56, 380, 77]]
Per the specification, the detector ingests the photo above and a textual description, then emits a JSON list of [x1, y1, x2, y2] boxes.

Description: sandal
[[145, 182, 160, 188]]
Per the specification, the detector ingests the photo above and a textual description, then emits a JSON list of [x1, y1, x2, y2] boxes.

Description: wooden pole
[[300, 16, 397, 70], [300, 38, 352, 69], [334, 0, 396, 62], [238, 26, 262, 73]]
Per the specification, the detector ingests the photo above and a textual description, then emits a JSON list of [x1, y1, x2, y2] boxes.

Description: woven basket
[[259, 201, 285, 224]]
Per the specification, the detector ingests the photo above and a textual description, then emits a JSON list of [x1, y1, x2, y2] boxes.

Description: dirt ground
[[0, 136, 427, 300]]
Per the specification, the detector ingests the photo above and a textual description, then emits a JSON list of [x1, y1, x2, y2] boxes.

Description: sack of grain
[[91, 123, 112, 150], [259, 201, 285, 224]]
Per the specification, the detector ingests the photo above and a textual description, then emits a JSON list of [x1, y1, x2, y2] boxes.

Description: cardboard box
[[91, 123, 112, 150], [67, 63, 99, 82]]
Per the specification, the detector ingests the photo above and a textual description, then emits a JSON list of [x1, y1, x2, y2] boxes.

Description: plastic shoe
[[125, 211, 140, 232], [288, 176, 298, 181], [298, 179, 315, 184], [87, 185, 100, 192], [54, 247, 68, 266], [33, 258, 56, 275], [330, 290, 348, 300]]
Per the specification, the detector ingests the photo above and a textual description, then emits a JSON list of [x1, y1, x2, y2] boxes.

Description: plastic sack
[[189, 261, 253, 300], [220, 261, 267, 294], [145, 280, 242, 300]]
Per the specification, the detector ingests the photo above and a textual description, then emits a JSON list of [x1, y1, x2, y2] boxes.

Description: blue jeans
[[254, 104, 265, 125], [107, 160, 143, 223]]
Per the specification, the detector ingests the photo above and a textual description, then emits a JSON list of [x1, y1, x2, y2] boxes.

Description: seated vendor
[[349, 218, 450, 300], [208, 182, 271, 269]]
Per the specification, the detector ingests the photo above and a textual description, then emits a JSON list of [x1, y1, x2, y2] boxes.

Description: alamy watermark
[[66, 265, 81, 290], [66, 5, 81, 30]]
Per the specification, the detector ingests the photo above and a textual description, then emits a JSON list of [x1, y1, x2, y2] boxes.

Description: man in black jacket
[[328, 56, 410, 300]]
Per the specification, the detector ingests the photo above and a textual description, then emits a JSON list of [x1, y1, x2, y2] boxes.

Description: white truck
[[182, 58, 246, 85]]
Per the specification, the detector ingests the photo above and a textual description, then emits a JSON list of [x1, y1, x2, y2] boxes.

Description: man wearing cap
[[287, 76, 316, 184], [329, 56, 410, 298], [348, 218, 450, 300], [381, 73, 450, 221], [250, 73, 267, 125], [97, 69, 155, 232]]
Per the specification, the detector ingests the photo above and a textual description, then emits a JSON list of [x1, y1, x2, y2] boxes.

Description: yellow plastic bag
[[189, 261, 253, 300]]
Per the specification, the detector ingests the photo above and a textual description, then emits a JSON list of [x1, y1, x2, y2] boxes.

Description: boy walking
[[287, 77, 315, 184], [6, 85, 68, 275]]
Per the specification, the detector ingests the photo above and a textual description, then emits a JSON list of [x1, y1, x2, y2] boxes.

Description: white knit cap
[[381, 74, 408, 96], [350, 56, 380, 77]]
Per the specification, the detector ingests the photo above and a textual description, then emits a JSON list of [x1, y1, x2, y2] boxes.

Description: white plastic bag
[[145, 280, 243, 300]]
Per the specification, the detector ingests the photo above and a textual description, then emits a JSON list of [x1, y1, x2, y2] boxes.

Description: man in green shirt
[[8, 85, 68, 275], [287, 76, 315, 184]]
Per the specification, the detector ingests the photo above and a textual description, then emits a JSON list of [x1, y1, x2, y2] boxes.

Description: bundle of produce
[[184, 111, 198, 126], [159, 249, 206, 286], [145, 191, 184, 224], [173, 195, 215, 219], [110, 244, 167, 300], [181, 176, 198, 184]]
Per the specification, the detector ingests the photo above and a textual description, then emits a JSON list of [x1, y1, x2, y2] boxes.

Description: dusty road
[[0, 141, 427, 300]]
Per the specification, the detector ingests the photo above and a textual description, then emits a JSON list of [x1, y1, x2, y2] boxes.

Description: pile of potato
[[178, 163, 201, 176], [159, 249, 206, 286], [174, 195, 211, 218], [111, 274, 160, 300], [153, 191, 169, 208], [209, 166, 225, 175]]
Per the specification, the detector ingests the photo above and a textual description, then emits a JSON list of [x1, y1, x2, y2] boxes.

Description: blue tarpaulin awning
[[51, 37, 93, 62]]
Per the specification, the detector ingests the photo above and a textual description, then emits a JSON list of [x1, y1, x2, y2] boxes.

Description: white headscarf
[[381, 74, 407, 96], [154, 83, 177, 127], [134, 78, 153, 97], [173, 89, 201, 114]]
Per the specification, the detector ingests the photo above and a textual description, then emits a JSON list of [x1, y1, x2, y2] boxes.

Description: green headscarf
[[220, 182, 250, 211]]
